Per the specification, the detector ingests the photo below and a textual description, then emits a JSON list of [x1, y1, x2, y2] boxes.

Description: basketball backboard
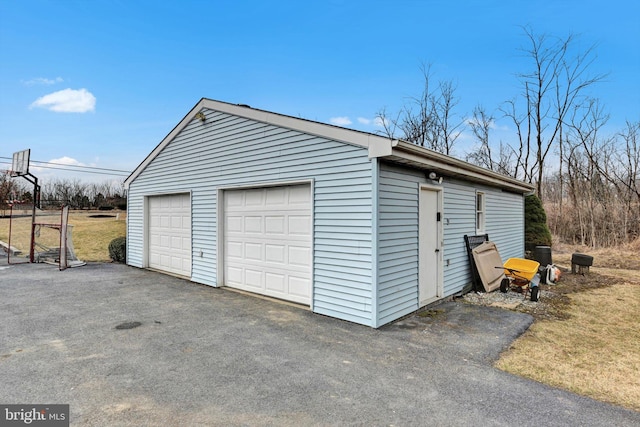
[[11, 149, 30, 177]]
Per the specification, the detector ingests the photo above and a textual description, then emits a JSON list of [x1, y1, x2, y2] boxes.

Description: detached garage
[[124, 98, 533, 328]]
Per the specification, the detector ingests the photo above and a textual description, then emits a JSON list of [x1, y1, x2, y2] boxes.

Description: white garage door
[[224, 184, 312, 305], [148, 193, 191, 277]]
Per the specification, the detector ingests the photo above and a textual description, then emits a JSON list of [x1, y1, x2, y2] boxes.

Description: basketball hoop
[[10, 149, 30, 177], [8, 149, 41, 262]]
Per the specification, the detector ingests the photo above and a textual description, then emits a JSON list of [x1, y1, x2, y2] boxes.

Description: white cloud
[[30, 88, 96, 113], [23, 77, 64, 86], [30, 156, 86, 175], [50, 156, 85, 166], [330, 116, 352, 126], [355, 117, 387, 128]]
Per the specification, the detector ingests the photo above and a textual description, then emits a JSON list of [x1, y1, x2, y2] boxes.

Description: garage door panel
[[289, 216, 311, 235], [289, 276, 311, 298], [245, 269, 263, 288], [266, 187, 286, 205], [289, 246, 310, 266], [227, 241, 243, 258], [265, 216, 285, 234], [289, 185, 311, 204], [226, 192, 243, 207], [265, 244, 285, 263], [227, 266, 243, 284], [224, 185, 311, 305], [227, 216, 243, 232], [265, 273, 285, 293], [245, 242, 263, 261], [245, 189, 263, 206], [244, 217, 262, 233]]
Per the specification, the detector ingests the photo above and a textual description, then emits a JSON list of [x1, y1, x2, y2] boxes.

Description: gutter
[[381, 140, 534, 194]]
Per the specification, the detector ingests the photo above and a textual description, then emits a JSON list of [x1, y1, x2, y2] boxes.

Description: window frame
[[476, 191, 485, 233]]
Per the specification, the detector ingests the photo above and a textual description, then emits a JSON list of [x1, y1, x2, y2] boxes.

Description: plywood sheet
[[471, 241, 505, 292]]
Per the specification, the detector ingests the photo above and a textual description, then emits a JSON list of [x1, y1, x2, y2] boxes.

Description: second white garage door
[[223, 184, 312, 305]]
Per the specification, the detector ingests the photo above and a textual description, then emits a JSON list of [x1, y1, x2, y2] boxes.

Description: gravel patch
[[461, 285, 558, 319]]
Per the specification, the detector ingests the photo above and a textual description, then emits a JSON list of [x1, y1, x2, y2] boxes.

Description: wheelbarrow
[[499, 258, 541, 301]]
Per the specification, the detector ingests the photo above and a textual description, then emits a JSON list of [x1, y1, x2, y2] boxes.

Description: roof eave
[[380, 141, 534, 194], [124, 98, 532, 194]]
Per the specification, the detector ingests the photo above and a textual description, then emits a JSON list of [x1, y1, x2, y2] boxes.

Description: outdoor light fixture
[[427, 171, 443, 184]]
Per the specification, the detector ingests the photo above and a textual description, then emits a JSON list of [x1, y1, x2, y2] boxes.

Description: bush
[[108, 236, 126, 263], [525, 194, 552, 251]]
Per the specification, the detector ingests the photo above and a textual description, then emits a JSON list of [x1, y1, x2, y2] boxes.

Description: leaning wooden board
[[471, 241, 505, 292]]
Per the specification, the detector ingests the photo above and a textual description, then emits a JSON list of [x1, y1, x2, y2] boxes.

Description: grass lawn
[[496, 243, 640, 412], [0, 209, 126, 262]]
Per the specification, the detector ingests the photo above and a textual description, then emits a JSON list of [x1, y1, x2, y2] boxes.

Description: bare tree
[[500, 96, 532, 181], [432, 80, 463, 154], [376, 64, 463, 155], [466, 105, 495, 170], [375, 106, 400, 140], [466, 105, 518, 177], [502, 26, 607, 198], [1, 171, 18, 216], [613, 121, 640, 205]]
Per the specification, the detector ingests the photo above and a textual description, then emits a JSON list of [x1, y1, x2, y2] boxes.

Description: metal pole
[[29, 176, 38, 263], [7, 204, 13, 264]]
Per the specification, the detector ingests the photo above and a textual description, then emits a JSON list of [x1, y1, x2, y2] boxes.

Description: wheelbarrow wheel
[[500, 278, 510, 293], [530, 286, 540, 302]]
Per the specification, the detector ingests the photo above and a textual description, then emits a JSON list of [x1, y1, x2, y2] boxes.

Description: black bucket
[[534, 245, 552, 267]]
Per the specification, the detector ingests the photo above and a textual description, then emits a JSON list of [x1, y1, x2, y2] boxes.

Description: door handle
[[435, 248, 440, 253]]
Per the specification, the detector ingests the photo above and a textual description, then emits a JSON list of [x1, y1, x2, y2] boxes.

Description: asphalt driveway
[[1, 259, 638, 426]]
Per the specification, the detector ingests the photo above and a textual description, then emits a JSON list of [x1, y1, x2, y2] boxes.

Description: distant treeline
[[1, 174, 126, 213]]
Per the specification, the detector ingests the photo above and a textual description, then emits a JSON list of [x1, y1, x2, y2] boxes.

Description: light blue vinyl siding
[[485, 190, 525, 258], [127, 109, 374, 326], [377, 163, 424, 325], [375, 163, 526, 326], [442, 179, 525, 295]]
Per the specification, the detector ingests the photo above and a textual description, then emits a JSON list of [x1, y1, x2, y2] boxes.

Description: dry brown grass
[[0, 210, 126, 262], [497, 243, 640, 412]]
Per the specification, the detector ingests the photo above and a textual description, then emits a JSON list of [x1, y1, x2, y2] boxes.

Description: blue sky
[[1, 0, 638, 183]]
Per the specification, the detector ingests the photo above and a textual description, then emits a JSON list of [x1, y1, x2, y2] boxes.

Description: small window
[[476, 192, 485, 233]]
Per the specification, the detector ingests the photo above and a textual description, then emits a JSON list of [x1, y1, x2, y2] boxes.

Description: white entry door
[[419, 185, 443, 306], [223, 184, 312, 305]]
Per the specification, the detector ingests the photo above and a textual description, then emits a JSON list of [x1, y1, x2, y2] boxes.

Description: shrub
[[525, 194, 552, 251], [108, 236, 126, 263]]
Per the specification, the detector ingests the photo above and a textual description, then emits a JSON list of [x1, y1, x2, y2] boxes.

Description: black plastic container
[[534, 245, 552, 267]]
